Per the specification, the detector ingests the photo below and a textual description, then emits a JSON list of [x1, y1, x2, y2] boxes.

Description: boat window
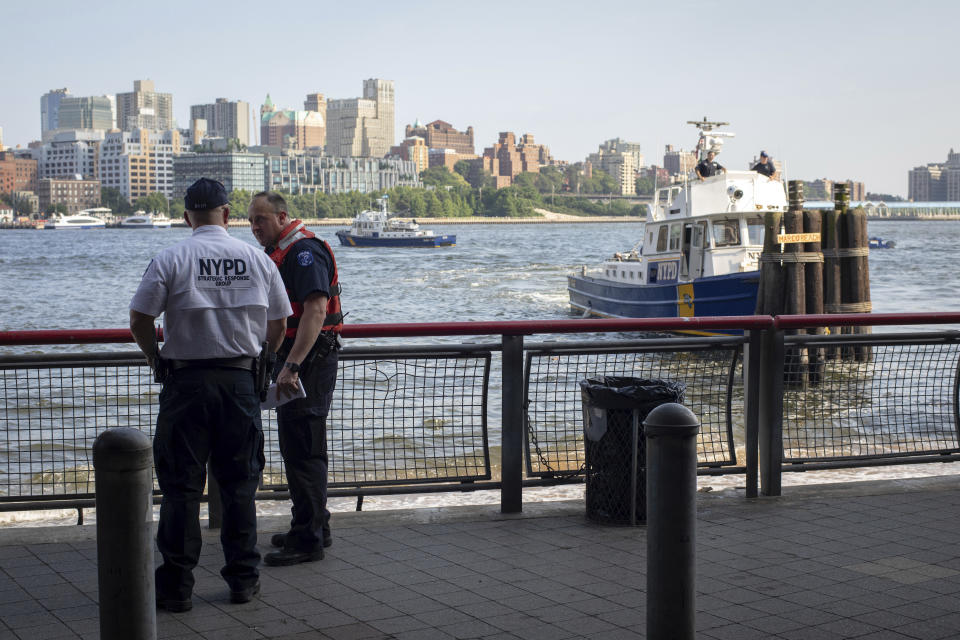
[[712, 219, 741, 247], [656, 226, 668, 252], [669, 224, 681, 251], [746, 216, 765, 245]]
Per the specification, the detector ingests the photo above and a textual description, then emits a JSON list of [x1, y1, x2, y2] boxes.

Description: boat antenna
[[686, 117, 729, 132], [687, 117, 734, 162]]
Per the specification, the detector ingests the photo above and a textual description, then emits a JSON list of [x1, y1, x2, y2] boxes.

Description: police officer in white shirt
[[129, 178, 292, 612]]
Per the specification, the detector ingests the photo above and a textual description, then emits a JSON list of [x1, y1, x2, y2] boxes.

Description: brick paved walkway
[[2, 477, 960, 639]]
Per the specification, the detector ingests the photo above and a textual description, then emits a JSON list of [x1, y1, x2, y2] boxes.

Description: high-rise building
[[908, 149, 960, 201], [115, 80, 175, 132], [304, 93, 327, 118], [189, 98, 251, 146], [57, 96, 114, 132], [325, 79, 395, 158], [40, 88, 70, 141], [259, 95, 325, 150], [908, 165, 943, 202], [404, 119, 475, 155], [588, 138, 643, 195], [98, 129, 187, 201], [173, 152, 266, 197], [32, 130, 104, 180], [663, 144, 696, 178], [593, 138, 643, 172]]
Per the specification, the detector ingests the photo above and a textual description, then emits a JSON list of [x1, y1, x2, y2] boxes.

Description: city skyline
[[3, 0, 958, 197]]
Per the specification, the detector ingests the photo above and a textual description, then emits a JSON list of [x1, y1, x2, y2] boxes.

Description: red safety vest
[[268, 220, 343, 338]]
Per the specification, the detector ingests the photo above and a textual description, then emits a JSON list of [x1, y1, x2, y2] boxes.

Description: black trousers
[[277, 350, 338, 552], [153, 366, 264, 600]]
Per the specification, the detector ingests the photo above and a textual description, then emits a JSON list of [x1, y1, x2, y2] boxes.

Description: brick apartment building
[[390, 136, 429, 174], [482, 132, 553, 187], [38, 177, 101, 213], [405, 120, 475, 155], [260, 94, 326, 150], [0, 151, 39, 195]]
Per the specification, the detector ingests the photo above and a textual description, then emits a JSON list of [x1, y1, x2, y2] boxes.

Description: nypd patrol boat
[[567, 119, 787, 333], [335, 197, 456, 248]]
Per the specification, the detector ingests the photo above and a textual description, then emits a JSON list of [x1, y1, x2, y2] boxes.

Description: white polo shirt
[[130, 225, 292, 360]]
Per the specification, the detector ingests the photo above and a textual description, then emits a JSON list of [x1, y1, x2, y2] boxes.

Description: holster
[[256, 342, 275, 401], [153, 356, 170, 384], [277, 331, 340, 378]]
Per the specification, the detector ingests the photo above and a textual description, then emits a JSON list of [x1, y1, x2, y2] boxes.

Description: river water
[[1, 218, 958, 526]]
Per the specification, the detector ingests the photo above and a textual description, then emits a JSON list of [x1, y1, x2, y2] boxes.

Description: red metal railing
[[774, 312, 960, 329], [3, 312, 960, 345], [2, 313, 960, 510]]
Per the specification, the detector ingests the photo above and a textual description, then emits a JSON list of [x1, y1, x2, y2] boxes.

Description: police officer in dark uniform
[[247, 191, 343, 567], [695, 150, 726, 180], [130, 179, 291, 611], [752, 150, 776, 178]]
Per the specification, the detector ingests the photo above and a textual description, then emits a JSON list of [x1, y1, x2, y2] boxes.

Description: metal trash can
[[580, 376, 686, 525]]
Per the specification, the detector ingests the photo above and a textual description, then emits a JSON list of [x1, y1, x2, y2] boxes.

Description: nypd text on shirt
[[196, 257, 254, 288]]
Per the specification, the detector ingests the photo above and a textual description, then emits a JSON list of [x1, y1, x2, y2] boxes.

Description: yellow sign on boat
[[776, 233, 821, 244], [677, 284, 695, 317]]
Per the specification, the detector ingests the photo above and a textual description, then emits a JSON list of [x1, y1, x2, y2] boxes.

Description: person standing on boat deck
[[129, 178, 291, 611], [752, 151, 776, 178], [696, 150, 726, 180], [248, 191, 343, 567]]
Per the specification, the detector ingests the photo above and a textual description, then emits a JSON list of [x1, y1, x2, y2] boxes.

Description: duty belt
[[169, 356, 255, 371]]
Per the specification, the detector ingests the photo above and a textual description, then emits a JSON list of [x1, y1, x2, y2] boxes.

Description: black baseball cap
[[184, 178, 229, 211], [760, 150, 769, 158]]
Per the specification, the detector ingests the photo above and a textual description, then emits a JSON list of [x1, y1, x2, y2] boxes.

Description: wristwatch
[[283, 361, 301, 373]]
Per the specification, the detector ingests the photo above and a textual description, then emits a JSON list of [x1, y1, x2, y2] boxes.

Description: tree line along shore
[[98, 165, 650, 222]]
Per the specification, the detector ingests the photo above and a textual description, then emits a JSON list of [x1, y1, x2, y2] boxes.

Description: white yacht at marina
[[118, 211, 172, 228], [45, 208, 109, 230]]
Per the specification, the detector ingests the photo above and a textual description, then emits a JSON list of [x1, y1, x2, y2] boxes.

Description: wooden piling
[[845, 204, 872, 361], [783, 182, 807, 388], [821, 207, 840, 359], [756, 210, 784, 317], [837, 184, 853, 358], [803, 201, 824, 385]]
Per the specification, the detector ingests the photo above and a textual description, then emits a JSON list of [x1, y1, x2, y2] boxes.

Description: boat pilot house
[[642, 177, 778, 285]]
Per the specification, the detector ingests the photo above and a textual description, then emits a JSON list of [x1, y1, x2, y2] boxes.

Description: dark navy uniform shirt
[[752, 160, 775, 177], [275, 237, 334, 305], [696, 160, 724, 178]]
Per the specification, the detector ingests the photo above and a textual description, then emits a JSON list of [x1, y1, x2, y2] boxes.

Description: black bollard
[[93, 428, 156, 640], [645, 403, 699, 640]]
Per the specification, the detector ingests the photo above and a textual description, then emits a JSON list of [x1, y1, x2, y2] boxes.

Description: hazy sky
[[3, 0, 957, 196]]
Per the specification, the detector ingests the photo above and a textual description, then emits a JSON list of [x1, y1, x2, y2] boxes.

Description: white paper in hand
[[260, 379, 307, 410]]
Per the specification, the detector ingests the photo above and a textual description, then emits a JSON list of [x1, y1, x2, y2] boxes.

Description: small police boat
[[335, 196, 456, 248], [868, 237, 895, 249], [567, 119, 787, 334]]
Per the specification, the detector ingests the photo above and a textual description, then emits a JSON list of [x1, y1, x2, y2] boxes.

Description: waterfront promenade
[[3, 476, 960, 639]]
